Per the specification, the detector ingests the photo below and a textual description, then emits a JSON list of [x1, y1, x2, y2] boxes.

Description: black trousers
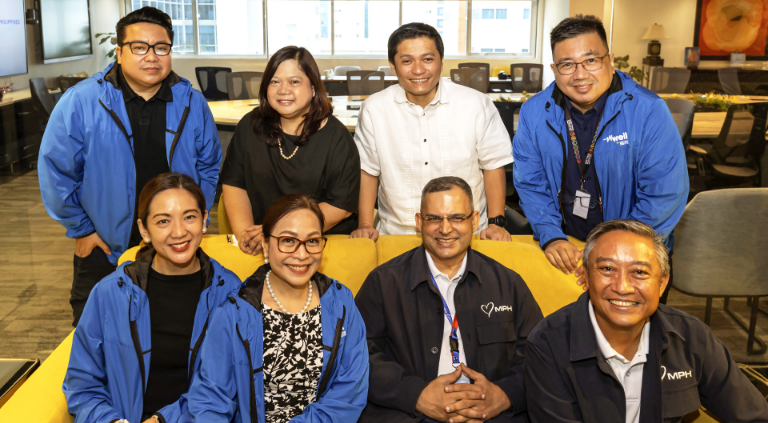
[[71, 247, 116, 327]]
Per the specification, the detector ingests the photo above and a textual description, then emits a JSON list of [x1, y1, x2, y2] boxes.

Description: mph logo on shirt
[[604, 132, 629, 146]]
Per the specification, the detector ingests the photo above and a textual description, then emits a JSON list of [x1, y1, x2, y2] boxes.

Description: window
[[402, 1, 467, 56], [471, 1, 534, 54], [128, 0, 536, 57], [334, 1, 399, 55], [267, 1, 331, 55]]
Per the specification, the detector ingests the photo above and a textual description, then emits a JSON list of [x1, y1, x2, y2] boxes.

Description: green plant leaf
[[99, 38, 109, 45]]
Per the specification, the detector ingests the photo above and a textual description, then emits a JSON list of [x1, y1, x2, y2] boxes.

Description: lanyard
[[563, 105, 603, 192], [429, 272, 461, 367]]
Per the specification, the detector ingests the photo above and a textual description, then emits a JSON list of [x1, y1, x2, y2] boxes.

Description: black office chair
[[510, 64, 543, 93], [718, 68, 742, 95], [29, 78, 55, 119], [689, 102, 768, 188], [195, 67, 231, 101], [226, 71, 264, 100], [458, 62, 490, 92], [650, 68, 691, 94], [666, 98, 695, 151], [57, 76, 87, 94], [450, 68, 487, 93], [346, 71, 385, 96]]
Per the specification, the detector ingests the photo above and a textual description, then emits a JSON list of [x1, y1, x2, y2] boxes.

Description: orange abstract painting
[[695, 0, 768, 58]]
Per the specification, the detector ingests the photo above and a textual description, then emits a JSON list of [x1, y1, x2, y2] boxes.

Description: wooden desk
[[209, 94, 764, 138], [0, 88, 61, 107]]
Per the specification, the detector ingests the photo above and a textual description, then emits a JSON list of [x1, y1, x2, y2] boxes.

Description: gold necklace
[[278, 137, 300, 160]]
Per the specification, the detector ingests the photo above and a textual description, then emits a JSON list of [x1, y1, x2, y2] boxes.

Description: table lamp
[[642, 24, 668, 58]]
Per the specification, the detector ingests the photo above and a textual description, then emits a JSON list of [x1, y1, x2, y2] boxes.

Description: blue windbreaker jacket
[[513, 71, 689, 248], [187, 265, 369, 423], [63, 248, 243, 423], [38, 63, 222, 264]]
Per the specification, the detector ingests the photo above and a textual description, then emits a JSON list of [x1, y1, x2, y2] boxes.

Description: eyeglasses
[[122, 42, 173, 56], [555, 53, 610, 75], [271, 235, 327, 254], [419, 214, 473, 226]]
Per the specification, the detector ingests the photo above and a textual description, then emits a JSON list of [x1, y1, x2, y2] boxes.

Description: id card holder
[[573, 190, 591, 220]]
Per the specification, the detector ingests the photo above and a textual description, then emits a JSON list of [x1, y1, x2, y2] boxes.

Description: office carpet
[[0, 169, 766, 367]]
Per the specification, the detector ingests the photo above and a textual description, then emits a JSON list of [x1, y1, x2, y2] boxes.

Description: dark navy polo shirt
[[562, 90, 610, 241]]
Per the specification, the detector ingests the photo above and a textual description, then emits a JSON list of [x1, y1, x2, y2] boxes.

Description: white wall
[[4, 0, 121, 91], [541, 0, 571, 87]]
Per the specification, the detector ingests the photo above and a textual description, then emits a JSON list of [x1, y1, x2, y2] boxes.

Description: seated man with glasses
[[355, 176, 543, 422], [513, 15, 688, 301], [38, 6, 221, 326]]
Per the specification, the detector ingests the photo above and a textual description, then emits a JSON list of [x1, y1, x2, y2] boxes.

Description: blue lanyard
[[429, 272, 461, 367]]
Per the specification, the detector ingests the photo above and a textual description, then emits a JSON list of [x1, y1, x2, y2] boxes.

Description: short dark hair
[[583, 219, 670, 276], [549, 14, 608, 54], [387, 22, 444, 64], [251, 46, 333, 147], [421, 177, 474, 212], [116, 6, 174, 46], [262, 194, 325, 238]]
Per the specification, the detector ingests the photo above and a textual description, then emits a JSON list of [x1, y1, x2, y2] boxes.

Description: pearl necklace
[[265, 270, 312, 314], [277, 137, 300, 160]]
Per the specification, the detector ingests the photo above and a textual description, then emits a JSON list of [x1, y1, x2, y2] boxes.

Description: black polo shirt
[[117, 66, 172, 248], [561, 89, 609, 242], [355, 246, 543, 423], [525, 292, 768, 423]]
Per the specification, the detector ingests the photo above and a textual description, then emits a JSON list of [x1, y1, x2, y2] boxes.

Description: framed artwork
[[685, 47, 700, 67], [694, 0, 768, 60]]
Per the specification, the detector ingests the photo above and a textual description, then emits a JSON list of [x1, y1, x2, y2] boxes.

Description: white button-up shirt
[[354, 80, 513, 235], [589, 300, 651, 423], [425, 250, 470, 383]]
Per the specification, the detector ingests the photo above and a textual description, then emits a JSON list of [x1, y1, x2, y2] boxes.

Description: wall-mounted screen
[[0, 0, 28, 77], [40, 0, 93, 64]]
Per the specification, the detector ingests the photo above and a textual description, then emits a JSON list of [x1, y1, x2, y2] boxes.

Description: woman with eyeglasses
[[63, 173, 242, 423], [188, 194, 368, 423], [221, 46, 361, 257]]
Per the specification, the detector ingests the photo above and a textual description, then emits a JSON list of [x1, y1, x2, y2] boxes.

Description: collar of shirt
[[393, 78, 450, 106], [564, 87, 610, 119], [117, 64, 173, 103], [410, 245, 483, 291], [424, 248, 468, 285], [588, 299, 650, 365]]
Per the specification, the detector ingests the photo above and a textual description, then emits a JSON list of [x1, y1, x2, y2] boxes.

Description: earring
[[203, 228, 207, 233], [144, 238, 150, 243], [264, 256, 269, 264]]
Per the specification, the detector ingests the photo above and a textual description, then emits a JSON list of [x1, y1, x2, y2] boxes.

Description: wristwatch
[[488, 215, 507, 228]]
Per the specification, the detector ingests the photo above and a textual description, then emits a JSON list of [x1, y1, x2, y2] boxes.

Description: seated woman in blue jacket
[[187, 194, 369, 422], [63, 172, 243, 423]]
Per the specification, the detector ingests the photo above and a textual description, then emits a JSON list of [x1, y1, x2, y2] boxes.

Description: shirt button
[[424, 138, 427, 142], [431, 347, 439, 354], [425, 162, 428, 165]]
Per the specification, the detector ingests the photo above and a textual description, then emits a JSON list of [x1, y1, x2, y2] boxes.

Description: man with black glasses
[[356, 176, 543, 422], [38, 6, 221, 326], [513, 15, 688, 300]]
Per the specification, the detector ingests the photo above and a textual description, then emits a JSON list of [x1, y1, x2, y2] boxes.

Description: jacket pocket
[[475, 320, 517, 379], [662, 385, 700, 420]]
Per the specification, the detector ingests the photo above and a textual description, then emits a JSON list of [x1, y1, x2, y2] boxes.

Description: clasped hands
[[544, 239, 588, 289], [238, 225, 263, 256], [416, 364, 511, 423]]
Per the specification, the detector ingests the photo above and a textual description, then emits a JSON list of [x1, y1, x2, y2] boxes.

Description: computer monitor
[[0, 0, 29, 78], [40, 0, 93, 64]]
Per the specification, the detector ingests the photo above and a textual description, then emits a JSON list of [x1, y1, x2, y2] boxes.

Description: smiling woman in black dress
[[221, 46, 360, 255]]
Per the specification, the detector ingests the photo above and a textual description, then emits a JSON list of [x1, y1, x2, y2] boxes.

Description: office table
[[210, 94, 768, 139], [321, 76, 514, 96]]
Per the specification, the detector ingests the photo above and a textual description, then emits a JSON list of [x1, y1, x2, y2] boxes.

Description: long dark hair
[[137, 172, 207, 256], [251, 46, 333, 147], [262, 195, 325, 238]]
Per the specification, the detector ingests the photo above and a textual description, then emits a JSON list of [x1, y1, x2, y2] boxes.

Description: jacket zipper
[[187, 289, 211, 384], [126, 285, 147, 396], [317, 305, 346, 397], [168, 92, 193, 169], [236, 323, 261, 423]]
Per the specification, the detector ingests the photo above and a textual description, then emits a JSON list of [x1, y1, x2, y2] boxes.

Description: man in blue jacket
[[38, 7, 221, 326], [525, 219, 768, 422], [513, 15, 688, 292]]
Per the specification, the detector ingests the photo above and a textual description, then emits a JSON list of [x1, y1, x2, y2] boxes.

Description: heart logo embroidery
[[481, 302, 494, 317]]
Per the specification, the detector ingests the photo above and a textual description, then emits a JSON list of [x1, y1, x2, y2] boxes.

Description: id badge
[[573, 190, 591, 220]]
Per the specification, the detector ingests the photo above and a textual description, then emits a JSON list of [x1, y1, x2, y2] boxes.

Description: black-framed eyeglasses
[[271, 235, 327, 254], [555, 53, 610, 75], [121, 41, 173, 56], [419, 214, 473, 226]]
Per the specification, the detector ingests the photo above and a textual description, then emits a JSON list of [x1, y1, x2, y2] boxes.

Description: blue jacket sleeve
[[63, 287, 122, 423], [37, 90, 94, 239], [628, 97, 689, 243], [156, 395, 192, 423], [187, 306, 238, 423], [194, 94, 222, 214], [512, 104, 567, 248], [291, 294, 369, 423]]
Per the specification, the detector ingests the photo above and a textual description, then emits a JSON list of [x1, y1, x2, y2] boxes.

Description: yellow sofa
[[0, 235, 587, 422]]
